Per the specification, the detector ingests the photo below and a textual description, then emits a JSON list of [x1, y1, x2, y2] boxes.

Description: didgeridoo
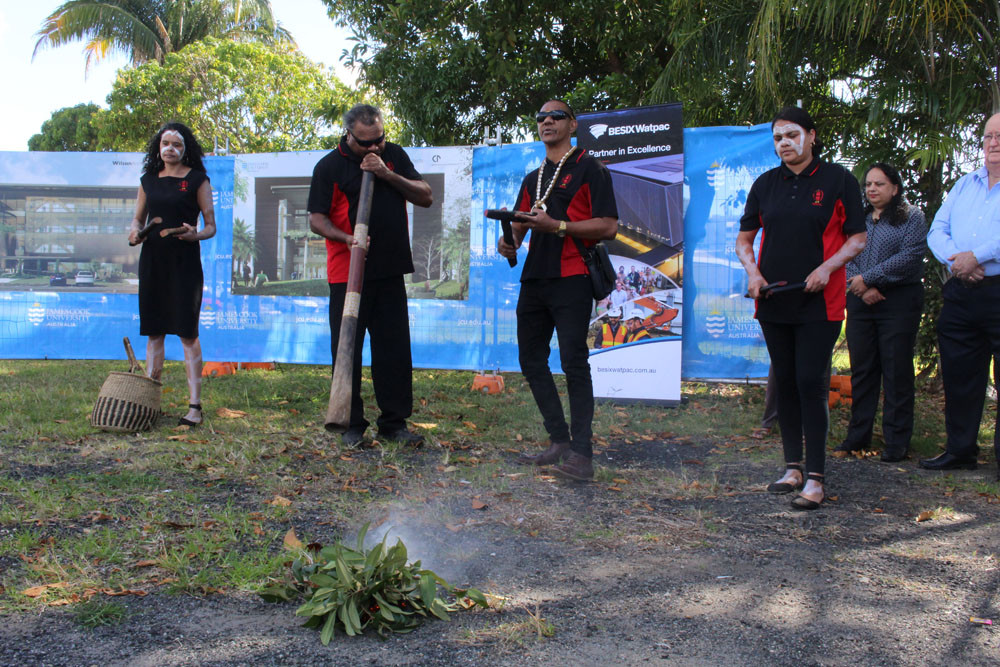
[[325, 171, 375, 432]]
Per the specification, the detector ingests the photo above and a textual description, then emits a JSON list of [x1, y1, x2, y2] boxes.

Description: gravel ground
[[2, 436, 999, 666]]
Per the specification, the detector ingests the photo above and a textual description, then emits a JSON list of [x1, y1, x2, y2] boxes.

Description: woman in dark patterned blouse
[[834, 163, 926, 462], [127, 123, 216, 427]]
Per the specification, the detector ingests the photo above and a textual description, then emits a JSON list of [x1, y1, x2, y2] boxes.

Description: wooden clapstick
[[129, 217, 164, 246]]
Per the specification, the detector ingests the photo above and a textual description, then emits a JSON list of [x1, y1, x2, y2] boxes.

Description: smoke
[[362, 509, 494, 587]]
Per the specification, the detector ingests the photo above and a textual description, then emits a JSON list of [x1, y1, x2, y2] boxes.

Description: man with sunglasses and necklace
[[498, 100, 619, 480], [308, 103, 433, 447]]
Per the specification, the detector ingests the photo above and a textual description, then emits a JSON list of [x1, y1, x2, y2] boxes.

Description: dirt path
[[2, 435, 999, 666]]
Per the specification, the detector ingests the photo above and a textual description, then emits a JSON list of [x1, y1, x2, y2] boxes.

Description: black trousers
[[517, 276, 594, 457], [937, 277, 1000, 459], [843, 284, 923, 454], [759, 319, 842, 476], [329, 277, 412, 433]]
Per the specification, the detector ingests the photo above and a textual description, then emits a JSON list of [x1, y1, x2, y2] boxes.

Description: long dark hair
[[863, 162, 908, 225], [142, 122, 206, 175], [771, 106, 825, 157]]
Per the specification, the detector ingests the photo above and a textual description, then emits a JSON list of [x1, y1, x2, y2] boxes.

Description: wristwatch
[[557, 220, 567, 237]]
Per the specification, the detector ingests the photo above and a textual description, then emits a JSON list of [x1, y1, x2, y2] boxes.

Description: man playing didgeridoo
[[308, 104, 432, 447], [498, 99, 619, 481]]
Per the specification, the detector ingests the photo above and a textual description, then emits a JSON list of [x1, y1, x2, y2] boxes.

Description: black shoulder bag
[[571, 236, 616, 301]]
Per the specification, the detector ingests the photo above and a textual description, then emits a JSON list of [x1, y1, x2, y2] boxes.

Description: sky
[[0, 0, 356, 151]]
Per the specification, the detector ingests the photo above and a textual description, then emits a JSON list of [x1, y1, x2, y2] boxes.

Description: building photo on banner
[[231, 148, 472, 300], [577, 103, 684, 404], [0, 108, 780, 392]]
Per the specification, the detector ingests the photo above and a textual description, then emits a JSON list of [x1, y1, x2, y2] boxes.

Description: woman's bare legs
[[180, 336, 203, 424], [146, 335, 165, 381]]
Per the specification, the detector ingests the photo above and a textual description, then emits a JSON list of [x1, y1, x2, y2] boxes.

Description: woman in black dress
[[127, 123, 216, 426]]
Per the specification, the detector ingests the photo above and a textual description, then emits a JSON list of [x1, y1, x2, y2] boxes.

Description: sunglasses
[[350, 131, 385, 148], [535, 110, 572, 123]]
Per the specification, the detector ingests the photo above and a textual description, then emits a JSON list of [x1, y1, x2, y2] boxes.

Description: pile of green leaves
[[260, 524, 488, 643]]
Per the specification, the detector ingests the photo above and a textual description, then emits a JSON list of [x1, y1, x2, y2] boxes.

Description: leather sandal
[[178, 403, 202, 427], [766, 463, 803, 494], [791, 473, 824, 511]]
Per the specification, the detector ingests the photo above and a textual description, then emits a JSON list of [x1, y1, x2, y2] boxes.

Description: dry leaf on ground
[[283, 528, 303, 550], [269, 495, 293, 507], [101, 588, 147, 597], [22, 582, 68, 598], [216, 407, 248, 419]]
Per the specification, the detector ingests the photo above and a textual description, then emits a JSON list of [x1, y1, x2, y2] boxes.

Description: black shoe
[[766, 463, 803, 494], [880, 450, 908, 463], [341, 428, 367, 447], [178, 403, 202, 427], [790, 473, 824, 511], [378, 428, 424, 447], [918, 452, 977, 471]]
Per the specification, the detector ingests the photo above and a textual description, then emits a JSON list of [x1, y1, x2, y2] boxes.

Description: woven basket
[[91, 337, 162, 432]]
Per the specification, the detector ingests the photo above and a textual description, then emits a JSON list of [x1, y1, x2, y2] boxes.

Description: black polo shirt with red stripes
[[307, 136, 421, 283], [739, 157, 865, 322], [515, 148, 618, 280]]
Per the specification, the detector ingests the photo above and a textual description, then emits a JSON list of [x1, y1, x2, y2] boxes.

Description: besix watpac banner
[[577, 103, 684, 404]]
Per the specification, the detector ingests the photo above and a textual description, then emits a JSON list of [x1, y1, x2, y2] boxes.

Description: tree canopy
[[28, 103, 106, 152], [34, 0, 292, 70], [322, 0, 999, 167], [321, 0, 1000, 371], [99, 39, 355, 153]]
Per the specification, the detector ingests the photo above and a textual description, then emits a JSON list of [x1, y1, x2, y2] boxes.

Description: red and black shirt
[[307, 136, 422, 283], [515, 149, 618, 280], [739, 157, 865, 322]]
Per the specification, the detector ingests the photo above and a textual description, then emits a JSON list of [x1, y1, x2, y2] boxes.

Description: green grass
[[0, 358, 995, 614], [73, 599, 130, 628]]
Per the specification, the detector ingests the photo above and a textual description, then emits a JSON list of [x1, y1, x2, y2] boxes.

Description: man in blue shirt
[[921, 113, 1000, 475]]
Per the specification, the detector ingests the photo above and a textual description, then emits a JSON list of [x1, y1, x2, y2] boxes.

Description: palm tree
[[232, 217, 258, 276], [34, 0, 293, 70]]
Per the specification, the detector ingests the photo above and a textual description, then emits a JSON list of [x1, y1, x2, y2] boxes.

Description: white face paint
[[773, 122, 807, 157], [160, 130, 186, 162]]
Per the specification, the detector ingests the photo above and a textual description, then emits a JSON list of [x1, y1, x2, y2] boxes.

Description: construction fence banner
[[0, 118, 775, 382], [0, 152, 234, 363]]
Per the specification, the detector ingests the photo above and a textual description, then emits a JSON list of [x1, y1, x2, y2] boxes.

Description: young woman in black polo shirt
[[736, 107, 867, 510]]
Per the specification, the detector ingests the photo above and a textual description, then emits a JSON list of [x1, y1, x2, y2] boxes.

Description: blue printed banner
[[681, 124, 777, 379], [1, 122, 776, 379]]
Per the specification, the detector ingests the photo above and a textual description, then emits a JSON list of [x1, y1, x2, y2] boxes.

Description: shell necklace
[[533, 146, 576, 211]]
